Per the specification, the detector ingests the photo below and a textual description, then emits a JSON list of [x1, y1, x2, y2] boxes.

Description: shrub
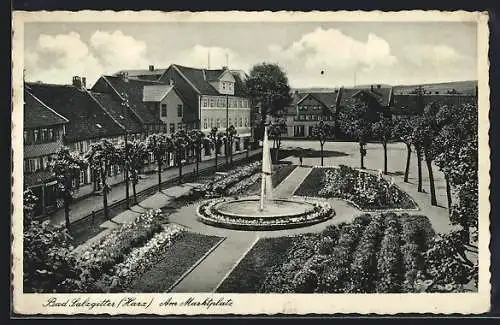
[[316, 236, 335, 255], [400, 243, 422, 292], [293, 268, 319, 293], [375, 213, 403, 293], [353, 214, 372, 227], [347, 214, 385, 293], [23, 220, 79, 293], [318, 222, 367, 292]]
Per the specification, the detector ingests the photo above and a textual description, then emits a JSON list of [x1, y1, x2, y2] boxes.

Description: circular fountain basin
[[197, 196, 334, 231]]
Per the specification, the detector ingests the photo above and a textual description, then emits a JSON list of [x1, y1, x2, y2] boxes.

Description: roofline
[[171, 65, 202, 94], [25, 89, 70, 124], [101, 76, 147, 125], [295, 93, 311, 106], [387, 87, 393, 107], [86, 89, 128, 134]]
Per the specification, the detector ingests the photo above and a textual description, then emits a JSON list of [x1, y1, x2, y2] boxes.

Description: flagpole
[[260, 125, 267, 211]]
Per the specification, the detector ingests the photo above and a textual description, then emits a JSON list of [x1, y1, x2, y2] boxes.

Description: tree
[[246, 63, 292, 138], [312, 120, 334, 166], [146, 133, 173, 192], [338, 98, 372, 169], [371, 112, 393, 174], [126, 140, 149, 204], [172, 129, 191, 184], [268, 119, 286, 163], [392, 116, 414, 183], [49, 147, 87, 230], [208, 127, 223, 173], [85, 140, 119, 220], [225, 125, 238, 166], [23, 188, 39, 224], [188, 129, 207, 178]]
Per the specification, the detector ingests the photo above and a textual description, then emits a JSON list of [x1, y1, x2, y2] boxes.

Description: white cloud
[[269, 27, 397, 73], [403, 44, 463, 67], [24, 30, 152, 86], [173, 45, 250, 71]]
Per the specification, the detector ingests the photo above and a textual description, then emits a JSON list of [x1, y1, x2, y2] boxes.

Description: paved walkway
[[272, 166, 312, 198], [170, 235, 258, 293], [50, 149, 261, 226]]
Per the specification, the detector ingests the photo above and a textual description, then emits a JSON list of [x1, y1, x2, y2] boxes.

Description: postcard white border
[[11, 10, 491, 315]]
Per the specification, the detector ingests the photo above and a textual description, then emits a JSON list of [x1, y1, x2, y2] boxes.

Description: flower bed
[[294, 165, 418, 211], [243, 213, 440, 293], [197, 197, 333, 231], [71, 209, 164, 291], [94, 224, 185, 292], [196, 161, 262, 198]]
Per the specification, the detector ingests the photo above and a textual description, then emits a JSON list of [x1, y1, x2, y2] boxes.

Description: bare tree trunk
[[320, 143, 324, 166], [64, 197, 71, 231], [383, 141, 388, 175], [132, 182, 137, 204], [214, 150, 218, 173], [425, 158, 437, 206], [360, 143, 365, 169], [101, 165, 109, 220], [404, 143, 411, 183], [445, 174, 452, 211], [124, 167, 129, 209], [230, 140, 233, 166], [416, 146, 423, 192], [178, 153, 183, 184], [196, 146, 200, 177], [157, 159, 162, 192]]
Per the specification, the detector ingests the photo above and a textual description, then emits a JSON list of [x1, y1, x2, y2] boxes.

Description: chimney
[[72, 76, 82, 88], [81, 77, 87, 89], [149, 65, 155, 72], [222, 66, 228, 70], [377, 84, 381, 89], [370, 85, 374, 91]]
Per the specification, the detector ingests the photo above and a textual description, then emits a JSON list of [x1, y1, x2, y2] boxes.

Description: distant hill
[[292, 80, 477, 96], [393, 80, 478, 95]]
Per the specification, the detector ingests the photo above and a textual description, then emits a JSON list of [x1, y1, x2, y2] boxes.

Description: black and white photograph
[[11, 10, 490, 315]]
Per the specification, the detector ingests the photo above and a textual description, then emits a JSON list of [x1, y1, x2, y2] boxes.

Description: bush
[[23, 220, 79, 293], [347, 214, 385, 293], [293, 268, 318, 293], [375, 213, 403, 293], [317, 236, 335, 255], [318, 222, 367, 292]]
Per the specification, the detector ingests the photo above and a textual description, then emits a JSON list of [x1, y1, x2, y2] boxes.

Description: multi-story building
[[25, 79, 128, 193], [157, 64, 252, 153], [24, 89, 69, 216]]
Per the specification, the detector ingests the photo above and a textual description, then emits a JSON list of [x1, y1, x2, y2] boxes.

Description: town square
[[14, 11, 487, 312]]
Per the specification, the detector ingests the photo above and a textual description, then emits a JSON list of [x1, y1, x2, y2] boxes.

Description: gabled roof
[[351, 87, 393, 107], [337, 87, 361, 109], [89, 91, 143, 134], [142, 85, 175, 102], [94, 76, 164, 125], [296, 92, 338, 109], [25, 82, 125, 143], [164, 64, 248, 97], [24, 89, 69, 129]]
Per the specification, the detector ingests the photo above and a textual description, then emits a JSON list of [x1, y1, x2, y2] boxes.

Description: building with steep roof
[[157, 64, 252, 152], [23, 89, 69, 215]]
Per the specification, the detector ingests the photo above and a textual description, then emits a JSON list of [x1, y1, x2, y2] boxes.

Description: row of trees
[[45, 126, 242, 232]]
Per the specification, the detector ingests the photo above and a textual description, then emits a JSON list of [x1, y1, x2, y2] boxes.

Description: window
[[222, 82, 226, 90], [41, 156, 50, 170], [25, 158, 41, 173], [216, 118, 221, 128], [79, 170, 86, 184], [210, 99, 215, 107], [33, 129, 39, 143], [177, 104, 183, 117], [203, 118, 208, 129], [210, 118, 214, 128], [202, 99, 208, 107], [161, 104, 167, 117], [24, 131, 28, 144], [49, 128, 54, 141], [170, 123, 175, 133], [239, 117, 243, 127], [244, 117, 249, 127]]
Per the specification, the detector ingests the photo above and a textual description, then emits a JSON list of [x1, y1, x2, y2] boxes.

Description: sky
[[23, 21, 478, 88]]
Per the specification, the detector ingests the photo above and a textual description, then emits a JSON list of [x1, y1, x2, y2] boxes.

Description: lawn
[[244, 163, 297, 195], [294, 165, 417, 210], [127, 232, 223, 292], [216, 236, 294, 293]]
